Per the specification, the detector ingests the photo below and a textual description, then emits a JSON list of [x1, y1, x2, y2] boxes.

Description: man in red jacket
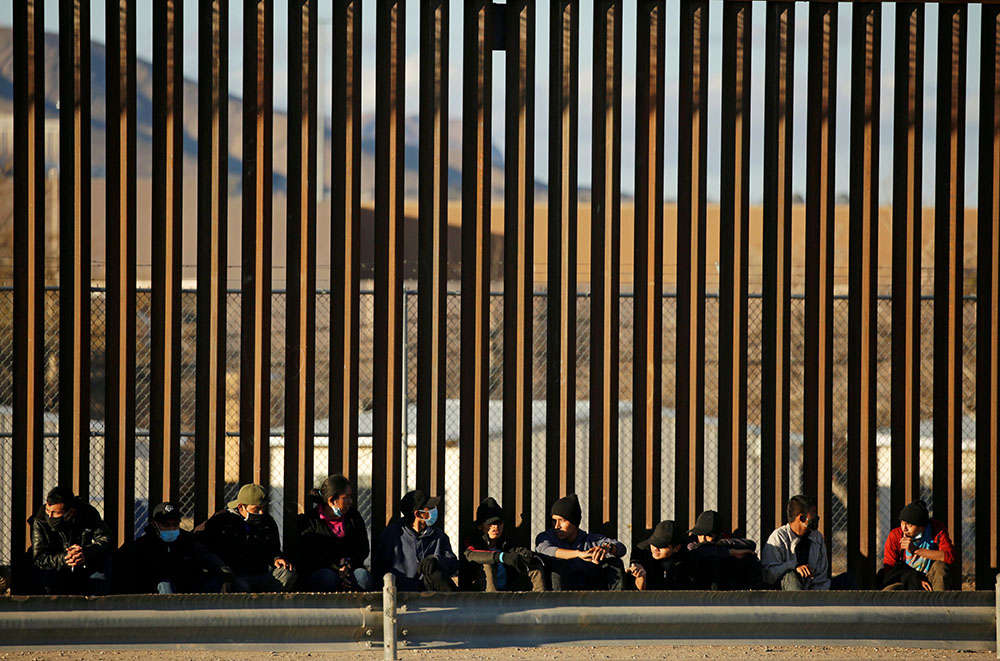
[[878, 500, 954, 591]]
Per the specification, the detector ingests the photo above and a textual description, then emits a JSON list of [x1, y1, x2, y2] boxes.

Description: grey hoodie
[[760, 523, 830, 590]]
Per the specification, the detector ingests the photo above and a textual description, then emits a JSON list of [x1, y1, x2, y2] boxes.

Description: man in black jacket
[[461, 497, 544, 592], [131, 502, 233, 593], [628, 520, 696, 591], [685, 510, 762, 590], [195, 484, 297, 592], [297, 475, 374, 591], [30, 486, 112, 595]]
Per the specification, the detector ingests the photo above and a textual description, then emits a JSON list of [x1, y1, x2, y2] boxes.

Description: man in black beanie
[[877, 500, 954, 591], [534, 494, 626, 590]]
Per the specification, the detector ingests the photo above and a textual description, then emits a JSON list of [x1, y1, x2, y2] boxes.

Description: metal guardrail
[[0, 582, 997, 654]]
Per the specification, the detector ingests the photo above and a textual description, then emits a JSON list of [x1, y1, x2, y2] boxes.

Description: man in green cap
[[195, 484, 296, 592]]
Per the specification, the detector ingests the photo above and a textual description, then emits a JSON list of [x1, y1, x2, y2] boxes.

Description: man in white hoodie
[[761, 495, 830, 591]]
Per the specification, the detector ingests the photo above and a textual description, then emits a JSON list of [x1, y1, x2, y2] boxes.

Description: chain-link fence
[[0, 287, 981, 586]]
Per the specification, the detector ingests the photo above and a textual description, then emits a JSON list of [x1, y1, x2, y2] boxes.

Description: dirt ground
[[0, 645, 995, 660]]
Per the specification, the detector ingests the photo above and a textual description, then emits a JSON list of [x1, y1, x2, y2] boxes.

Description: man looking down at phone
[[534, 494, 626, 590]]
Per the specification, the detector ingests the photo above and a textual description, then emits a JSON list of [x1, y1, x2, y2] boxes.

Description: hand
[[795, 564, 813, 579], [628, 563, 647, 579], [513, 547, 535, 565], [499, 551, 517, 566], [910, 548, 924, 559], [921, 580, 933, 592], [418, 556, 439, 577], [730, 549, 754, 560], [900, 536, 912, 551], [588, 546, 609, 564], [274, 557, 293, 571], [65, 545, 84, 567]]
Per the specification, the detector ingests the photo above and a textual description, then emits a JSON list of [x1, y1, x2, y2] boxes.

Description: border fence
[[4, 0, 1000, 593]]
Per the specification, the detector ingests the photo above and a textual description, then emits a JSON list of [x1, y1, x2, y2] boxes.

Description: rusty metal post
[[11, 0, 46, 567], [588, 0, 622, 539], [847, 1, 880, 589], [460, 0, 493, 531], [760, 1, 794, 537], [633, 0, 665, 536], [675, 0, 708, 527], [546, 0, 578, 511], [195, 0, 228, 525], [150, 0, 184, 506], [718, 0, 750, 536], [240, 0, 274, 488], [803, 1, 837, 545], [977, 2, 1000, 592], [105, 0, 138, 546], [330, 0, 362, 482], [502, 0, 535, 547], [890, 3, 924, 521], [417, 0, 448, 516], [58, 0, 92, 499], [933, 2, 966, 584], [285, 0, 319, 549], [374, 0, 405, 538]]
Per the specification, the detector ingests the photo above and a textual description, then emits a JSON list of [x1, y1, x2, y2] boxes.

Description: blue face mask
[[426, 507, 438, 527], [159, 529, 180, 543], [332, 506, 343, 518]]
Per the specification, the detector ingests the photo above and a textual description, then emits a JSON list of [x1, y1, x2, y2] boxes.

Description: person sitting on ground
[[297, 475, 374, 592], [30, 486, 112, 595], [461, 497, 544, 592], [761, 495, 830, 591], [685, 510, 762, 590], [534, 494, 626, 591], [195, 483, 296, 593], [628, 520, 697, 591], [377, 489, 458, 592], [877, 499, 954, 591], [131, 501, 232, 594]]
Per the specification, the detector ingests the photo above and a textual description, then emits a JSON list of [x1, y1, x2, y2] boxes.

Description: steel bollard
[[383, 573, 397, 661]]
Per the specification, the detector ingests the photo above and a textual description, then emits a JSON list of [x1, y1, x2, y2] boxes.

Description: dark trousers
[[34, 554, 112, 596], [420, 566, 456, 592], [549, 557, 625, 591]]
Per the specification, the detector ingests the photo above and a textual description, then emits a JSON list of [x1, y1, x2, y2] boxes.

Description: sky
[[0, 0, 986, 205]]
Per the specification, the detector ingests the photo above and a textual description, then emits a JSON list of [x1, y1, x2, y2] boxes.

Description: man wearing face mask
[[29, 486, 112, 595], [195, 484, 297, 592], [131, 502, 232, 593], [761, 495, 830, 590], [376, 490, 457, 591]]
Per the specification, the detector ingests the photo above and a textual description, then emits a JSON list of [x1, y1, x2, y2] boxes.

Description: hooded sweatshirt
[[377, 518, 458, 591], [761, 524, 830, 590]]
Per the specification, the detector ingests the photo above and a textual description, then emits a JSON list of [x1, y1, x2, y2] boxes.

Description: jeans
[[223, 566, 297, 593], [303, 567, 375, 592]]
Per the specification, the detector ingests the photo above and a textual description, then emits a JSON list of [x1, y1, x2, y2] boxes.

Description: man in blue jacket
[[377, 490, 458, 591], [535, 494, 626, 590]]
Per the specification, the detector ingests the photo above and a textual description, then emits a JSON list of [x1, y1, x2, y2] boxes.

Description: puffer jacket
[[296, 505, 370, 577], [30, 502, 112, 570], [195, 508, 285, 576]]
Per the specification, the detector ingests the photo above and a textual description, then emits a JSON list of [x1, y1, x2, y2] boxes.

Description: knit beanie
[[899, 499, 929, 527], [550, 494, 582, 527]]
